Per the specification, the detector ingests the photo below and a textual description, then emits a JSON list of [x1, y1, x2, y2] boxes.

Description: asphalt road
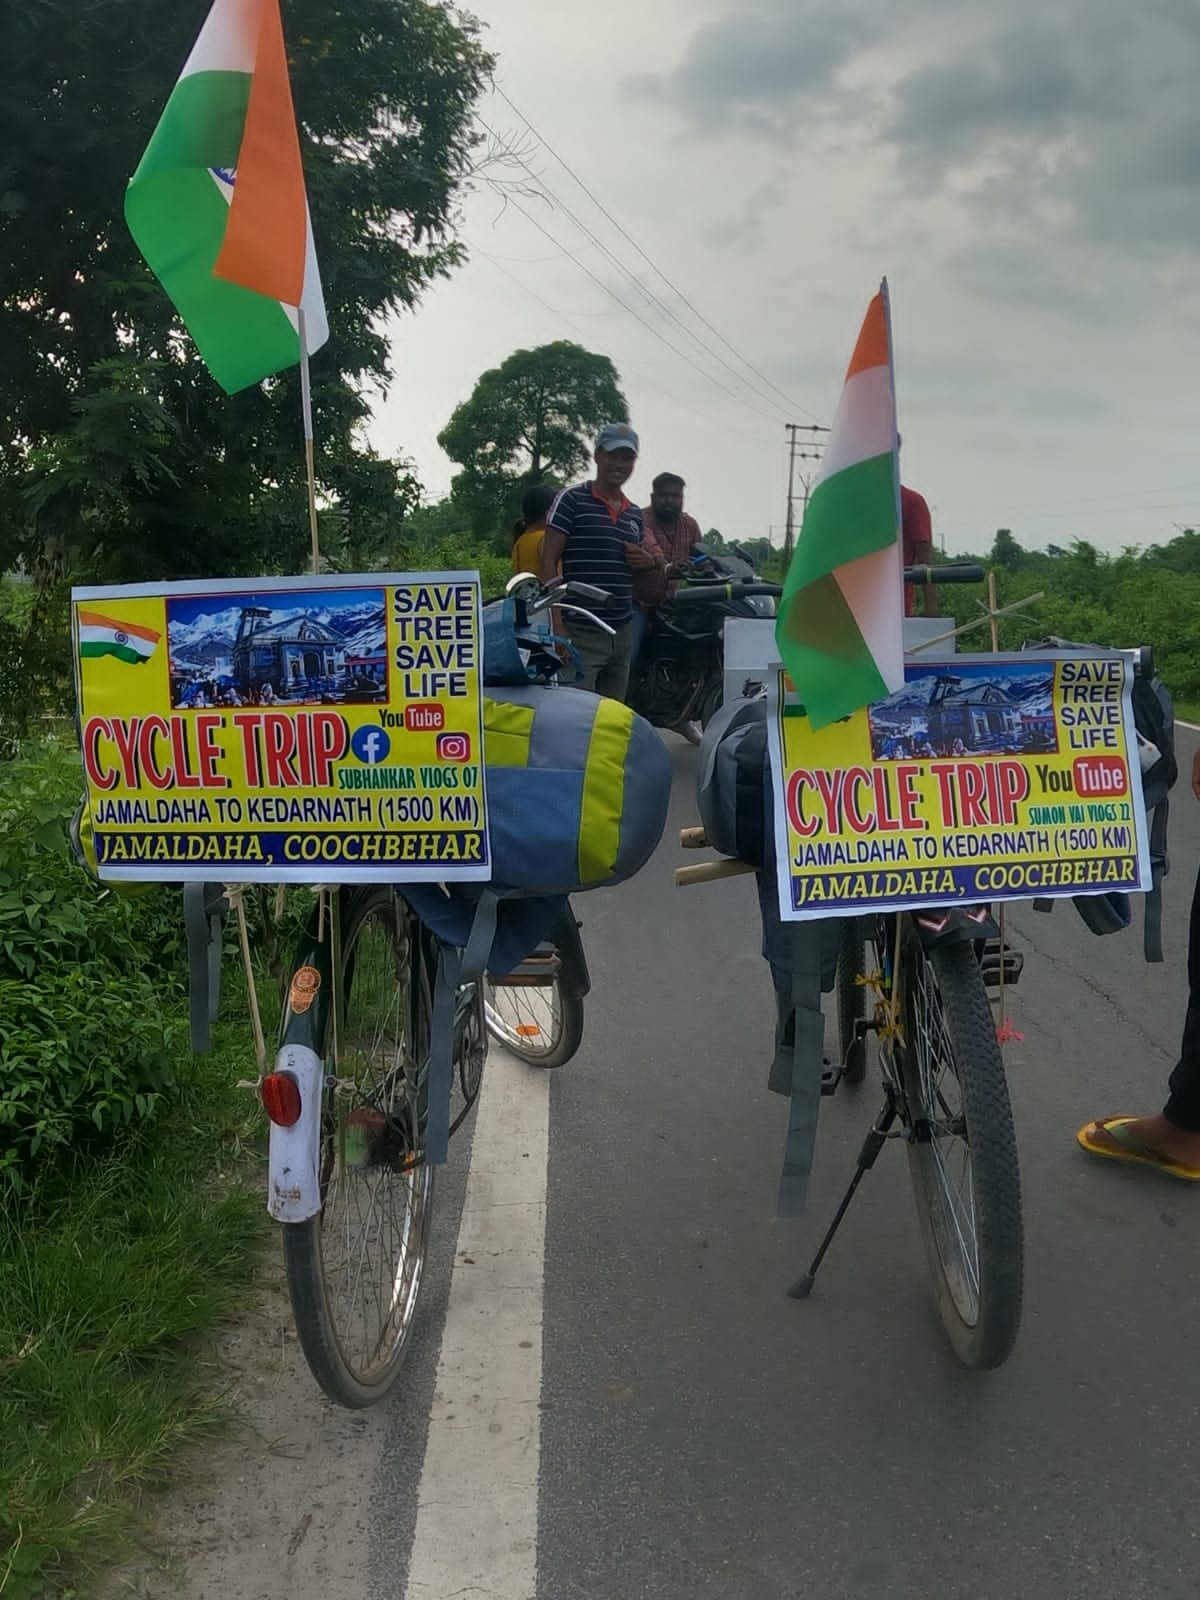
[[526, 730, 1198, 1600], [160, 729, 1200, 1600]]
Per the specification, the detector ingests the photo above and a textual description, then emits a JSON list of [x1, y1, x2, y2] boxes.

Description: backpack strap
[[425, 888, 499, 1165], [1144, 795, 1169, 963]]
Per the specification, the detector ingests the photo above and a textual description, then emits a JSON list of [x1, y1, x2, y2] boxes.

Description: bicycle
[[180, 575, 611, 1406], [675, 562, 1028, 1369], [477, 572, 603, 1071], [483, 897, 587, 1068]]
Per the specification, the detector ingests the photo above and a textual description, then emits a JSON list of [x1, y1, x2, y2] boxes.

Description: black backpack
[[695, 694, 770, 866], [1022, 637, 1177, 961]]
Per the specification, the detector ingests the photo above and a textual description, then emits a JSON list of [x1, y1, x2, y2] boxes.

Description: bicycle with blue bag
[[190, 573, 670, 1407]]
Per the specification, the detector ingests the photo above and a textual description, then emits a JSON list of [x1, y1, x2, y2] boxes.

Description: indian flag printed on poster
[[775, 280, 904, 731], [124, 0, 328, 394], [78, 610, 162, 666]]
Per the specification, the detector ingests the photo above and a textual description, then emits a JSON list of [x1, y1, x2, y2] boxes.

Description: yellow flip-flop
[[1077, 1116, 1200, 1183]]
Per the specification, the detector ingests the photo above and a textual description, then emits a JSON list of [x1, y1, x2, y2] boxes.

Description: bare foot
[[1101, 1114, 1200, 1168]]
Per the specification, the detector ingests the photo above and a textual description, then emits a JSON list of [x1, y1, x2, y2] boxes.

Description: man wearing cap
[[540, 422, 663, 699]]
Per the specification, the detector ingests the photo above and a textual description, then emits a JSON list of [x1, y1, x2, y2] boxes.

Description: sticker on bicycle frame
[[766, 652, 1152, 922], [70, 572, 491, 884], [288, 966, 322, 1014]]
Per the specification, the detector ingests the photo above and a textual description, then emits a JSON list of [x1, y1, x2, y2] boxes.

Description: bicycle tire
[[484, 972, 584, 1069], [835, 918, 868, 1084], [284, 889, 434, 1408], [895, 931, 1023, 1370]]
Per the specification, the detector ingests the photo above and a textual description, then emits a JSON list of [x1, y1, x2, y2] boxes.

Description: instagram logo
[[436, 732, 471, 762]]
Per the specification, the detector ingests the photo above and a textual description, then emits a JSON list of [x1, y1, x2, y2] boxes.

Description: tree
[[0, 0, 493, 589], [989, 528, 1024, 569], [438, 342, 627, 537]]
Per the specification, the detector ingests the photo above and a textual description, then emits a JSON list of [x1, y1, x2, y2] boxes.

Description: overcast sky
[[368, 0, 1200, 556]]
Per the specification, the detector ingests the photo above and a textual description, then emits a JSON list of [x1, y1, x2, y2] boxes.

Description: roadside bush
[[0, 738, 186, 1189]]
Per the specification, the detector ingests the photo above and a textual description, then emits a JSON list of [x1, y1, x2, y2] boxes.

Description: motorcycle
[[626, 546, 777, 733]]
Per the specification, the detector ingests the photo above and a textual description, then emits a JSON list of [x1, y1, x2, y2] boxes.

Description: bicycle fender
[[554, 903, 591, 999], [911, 904, 998, 947], [267, 1043, 324, 1223]]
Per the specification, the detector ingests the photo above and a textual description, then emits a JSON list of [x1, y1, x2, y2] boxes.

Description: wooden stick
[[679, 826, 709, 849], [298, 308, 320, 576], [904, 593, 1044, 655], [987, 571, 1001, 652], [233, 888, 266, 1070], [675, 858, 757, 887]]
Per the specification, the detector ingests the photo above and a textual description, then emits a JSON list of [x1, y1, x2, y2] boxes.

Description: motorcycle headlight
[[746, 595, 776, 617]]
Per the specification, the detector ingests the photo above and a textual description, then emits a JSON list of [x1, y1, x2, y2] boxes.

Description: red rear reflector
[[260, 1072, 302, 1127]]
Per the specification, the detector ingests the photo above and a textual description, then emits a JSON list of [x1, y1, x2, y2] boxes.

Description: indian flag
[[124, 0, 328, 394], [776, 281, 903, 731], [78, 610, 162, 666]]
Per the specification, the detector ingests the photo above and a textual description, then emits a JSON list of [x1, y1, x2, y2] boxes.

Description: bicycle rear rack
[[489, 945, 561, 989]]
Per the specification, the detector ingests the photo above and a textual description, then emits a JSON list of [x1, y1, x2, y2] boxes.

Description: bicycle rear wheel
[[895, 929, 1023, 1370], [284, 890, 434, 1408], [484, 909, 585, 1069]]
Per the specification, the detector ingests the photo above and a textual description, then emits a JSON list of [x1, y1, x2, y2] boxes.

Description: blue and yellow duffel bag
[[482, 684, 670, 896]]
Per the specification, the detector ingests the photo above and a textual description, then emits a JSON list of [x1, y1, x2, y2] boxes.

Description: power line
[[491, 83, 821, 424], [500, 191, 788, 428], [469, 243, 771, 441], [478, 116, 793, 427]]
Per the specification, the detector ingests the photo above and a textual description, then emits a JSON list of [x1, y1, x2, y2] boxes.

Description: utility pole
[[783, 423, 830, 568]]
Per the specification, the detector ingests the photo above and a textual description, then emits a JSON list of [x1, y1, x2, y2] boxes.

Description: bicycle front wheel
[[284, 890, 434, 1408], [896, 931, 1023, 1370]]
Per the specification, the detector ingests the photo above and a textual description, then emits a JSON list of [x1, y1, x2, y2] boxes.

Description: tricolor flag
[[125, 0, 328, 394], [78, 611, 162, 666], [775, 281, 904, 730]]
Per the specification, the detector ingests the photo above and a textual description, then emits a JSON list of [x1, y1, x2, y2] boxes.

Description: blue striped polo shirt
[[547, 482, 644, 626]]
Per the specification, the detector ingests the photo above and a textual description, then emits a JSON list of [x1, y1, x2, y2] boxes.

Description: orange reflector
[[260, 1072, 302, 1127], [516, 1024, 542, 1037]]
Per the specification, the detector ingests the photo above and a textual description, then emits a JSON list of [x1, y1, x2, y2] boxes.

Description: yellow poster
[[767, 653, 1152, 921], [72, 572, 490, 883]]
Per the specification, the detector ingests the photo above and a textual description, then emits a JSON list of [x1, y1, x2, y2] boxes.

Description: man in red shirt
[[901, 483, 938, 618], [634, 472, 705, 620]]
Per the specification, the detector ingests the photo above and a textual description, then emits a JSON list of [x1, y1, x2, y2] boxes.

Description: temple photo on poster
[[165, 589, 388, 710], [868, 662, 1058, 761]]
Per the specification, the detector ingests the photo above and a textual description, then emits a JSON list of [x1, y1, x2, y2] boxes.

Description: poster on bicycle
[[767, 652, 1152, 921], [71, 572, 491, 883]]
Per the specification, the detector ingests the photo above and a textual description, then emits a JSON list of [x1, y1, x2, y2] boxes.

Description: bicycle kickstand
[[787, 1082, 899, 1300]]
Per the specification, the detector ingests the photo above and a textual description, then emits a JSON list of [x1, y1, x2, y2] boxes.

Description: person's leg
[[1079, 861, 1200, 1172], [629, 605, 648, 664], [595, 620, 633, 701], [1163, 863, 1200, 1130], [566, 619, 607, 692]]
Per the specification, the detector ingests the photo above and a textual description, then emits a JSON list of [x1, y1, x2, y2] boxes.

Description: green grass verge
[[0, 1007, 271, 1600], [1173, 701, 1200, 727]]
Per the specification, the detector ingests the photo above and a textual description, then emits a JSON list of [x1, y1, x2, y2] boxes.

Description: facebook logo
[[350, 724, 391, 765]]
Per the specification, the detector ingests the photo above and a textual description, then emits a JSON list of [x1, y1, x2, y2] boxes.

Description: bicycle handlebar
[[669, 562, 987, 605], [907, 563, 986, 585]]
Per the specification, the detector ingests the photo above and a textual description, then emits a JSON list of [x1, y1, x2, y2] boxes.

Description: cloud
[[626, 1, 869, 138], [634, 0, 1200, 254]]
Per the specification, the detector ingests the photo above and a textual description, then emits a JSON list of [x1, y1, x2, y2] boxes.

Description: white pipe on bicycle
[[267, 1043, 323, 1223]]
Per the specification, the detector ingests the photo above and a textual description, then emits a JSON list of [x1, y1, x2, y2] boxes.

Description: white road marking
[[403, 1051, 550, 1600]]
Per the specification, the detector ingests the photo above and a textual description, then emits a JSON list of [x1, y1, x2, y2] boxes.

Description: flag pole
[[298, 307, 321, 575]]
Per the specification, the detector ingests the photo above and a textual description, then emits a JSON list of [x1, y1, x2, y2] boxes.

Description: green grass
[[0, 1008, 271, 1600], [1173, 701, 1200, 727]]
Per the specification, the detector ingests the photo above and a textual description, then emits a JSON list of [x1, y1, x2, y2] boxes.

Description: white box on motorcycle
[[722, 615, 950, 707]]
